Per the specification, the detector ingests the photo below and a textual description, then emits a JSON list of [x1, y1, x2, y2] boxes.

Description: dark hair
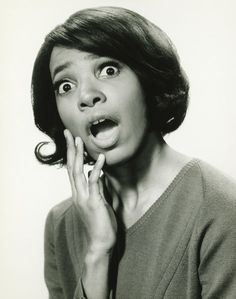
[[31, 6, 189, 166]]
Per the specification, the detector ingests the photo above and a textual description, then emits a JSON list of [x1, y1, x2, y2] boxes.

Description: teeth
[[92, 118, 106, 125]]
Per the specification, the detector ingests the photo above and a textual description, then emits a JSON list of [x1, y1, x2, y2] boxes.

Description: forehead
[[49, 47, 100, 79]]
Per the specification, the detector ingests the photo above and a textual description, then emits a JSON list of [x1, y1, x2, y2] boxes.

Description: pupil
[[106, 67, 115, 75], [63, 84, 71, 92]]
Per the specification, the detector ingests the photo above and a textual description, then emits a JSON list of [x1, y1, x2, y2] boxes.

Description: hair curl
[[31, 6, 189, 166]]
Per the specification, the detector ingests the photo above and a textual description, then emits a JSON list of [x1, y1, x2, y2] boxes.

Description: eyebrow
[[51, 53, 100, 80], [52, 62, 72, 80]]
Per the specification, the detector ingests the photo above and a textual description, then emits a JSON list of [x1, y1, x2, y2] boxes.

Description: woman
[[31, 7, 236, 299]]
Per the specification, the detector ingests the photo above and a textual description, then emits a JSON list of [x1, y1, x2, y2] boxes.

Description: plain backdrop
[[1, 0, 236, 298]]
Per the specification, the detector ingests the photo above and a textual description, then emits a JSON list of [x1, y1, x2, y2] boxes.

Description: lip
[[89, 125, 120, 149], [86, 112, 120, 149], [86, 112, 119, 134]]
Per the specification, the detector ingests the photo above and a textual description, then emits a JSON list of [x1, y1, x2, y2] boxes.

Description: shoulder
[[193, 159, 236, 237], [192, 161, 236, 297], [45, 198, 74, 229], [196, 159, 236, 208]]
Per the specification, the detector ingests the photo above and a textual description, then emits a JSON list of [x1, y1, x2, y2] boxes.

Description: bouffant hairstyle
[[31, 6, 189, 166]]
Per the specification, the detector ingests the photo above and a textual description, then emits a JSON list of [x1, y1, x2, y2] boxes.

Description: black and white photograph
[[1, 0, 236, 298]]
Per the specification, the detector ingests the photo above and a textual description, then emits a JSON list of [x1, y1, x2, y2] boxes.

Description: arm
[[198, 199, 236, 298], [65, 130, 117, 299], [80, 250, 112, 299], [45, 209, 91, 299], [44, 210, 65, 299]]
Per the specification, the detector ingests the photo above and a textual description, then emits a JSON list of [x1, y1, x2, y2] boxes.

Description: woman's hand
[[64, 129, 117, 255]]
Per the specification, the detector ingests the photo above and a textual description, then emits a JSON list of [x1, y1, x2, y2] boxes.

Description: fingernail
[[75, 137, 79, 147], [75, 136, 82, 147]]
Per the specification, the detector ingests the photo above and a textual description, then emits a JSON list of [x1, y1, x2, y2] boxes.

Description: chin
[[102, 145, 137, 168], [86, 135, 146, 168]]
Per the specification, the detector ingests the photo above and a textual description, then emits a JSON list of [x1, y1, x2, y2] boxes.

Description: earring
[[166, 117, 174, 124]]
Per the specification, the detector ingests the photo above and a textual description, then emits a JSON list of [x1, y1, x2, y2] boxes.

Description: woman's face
[[49, 47, 148, 165]]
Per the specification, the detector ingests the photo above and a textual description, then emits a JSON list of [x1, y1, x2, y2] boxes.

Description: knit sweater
[[44, 159, 236, 298]]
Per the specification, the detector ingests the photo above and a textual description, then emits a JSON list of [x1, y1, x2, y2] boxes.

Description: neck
[[103, 131, 183, 210]]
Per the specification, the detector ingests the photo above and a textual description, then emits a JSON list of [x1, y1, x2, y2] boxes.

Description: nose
[[78, 81, 106, 111]]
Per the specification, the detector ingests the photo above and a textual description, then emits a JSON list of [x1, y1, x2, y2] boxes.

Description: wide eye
[[57, 81, 75, 95], [99, 64, 120, 78]]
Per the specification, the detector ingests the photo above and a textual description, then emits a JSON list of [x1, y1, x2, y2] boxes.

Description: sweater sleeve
[[73, 279, 87, 299], [44, 209, 65, 299], [198, 196, 236, 298], [44, 209, 87, 299]]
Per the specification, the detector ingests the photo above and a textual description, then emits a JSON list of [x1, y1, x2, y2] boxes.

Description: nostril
[[79, 96, 103, 110], [80, 102, 87, 108], [93, 97, 101, 105]]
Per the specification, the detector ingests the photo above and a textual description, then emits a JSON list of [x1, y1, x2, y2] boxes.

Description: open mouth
[[90, 118, 118, 139]]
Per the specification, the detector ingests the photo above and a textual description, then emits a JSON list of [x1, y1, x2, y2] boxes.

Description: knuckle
[[73, 193, 85, 207], [67, 163, 73, 173], [88, 175, 96, 185], [71, 169, 76, 180], [73, 167, 80, 177], [94, 162, 100, 171]]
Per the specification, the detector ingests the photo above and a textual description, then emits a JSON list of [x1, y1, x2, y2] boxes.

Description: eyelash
[[53, 80, 69, 93], [99, 60, 121, 75], [52, 60, 122, 94]]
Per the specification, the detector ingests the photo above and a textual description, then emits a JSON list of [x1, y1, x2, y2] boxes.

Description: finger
[[88, 154, 105, 199], [64, 129, 76, 171], [74, 136, 87, 191], [74, 136, 84, 173], [64, 129, 76, 194], [98, 178, 104, 198], [98, 178, 109, 206], [87, 170, 92, 182]]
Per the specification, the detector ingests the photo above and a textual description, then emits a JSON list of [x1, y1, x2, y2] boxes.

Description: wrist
[[87, 241, 115, 256], [82, 250, 111, 299], [85, 247, 113, 264]]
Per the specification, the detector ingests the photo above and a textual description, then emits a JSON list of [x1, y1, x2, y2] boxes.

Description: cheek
[[125, 81, 147, 117], [120, 100, 148, 154], [56, 101, 70, 123], [125, 96, 147, 130], [56, 102, 84, 136]]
